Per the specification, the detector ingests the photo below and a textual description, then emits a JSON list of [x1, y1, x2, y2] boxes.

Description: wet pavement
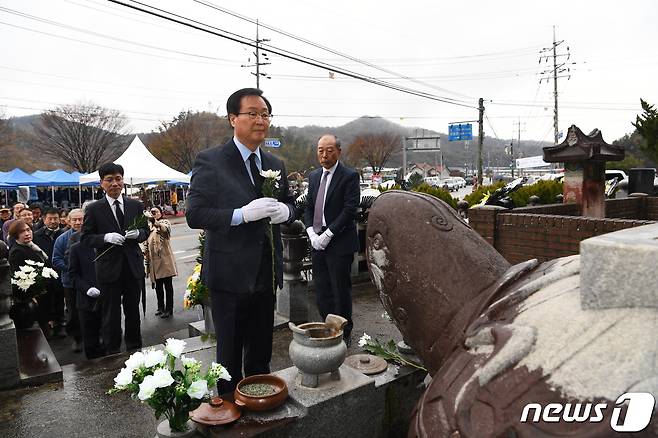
[[0, 275, 403, 438]]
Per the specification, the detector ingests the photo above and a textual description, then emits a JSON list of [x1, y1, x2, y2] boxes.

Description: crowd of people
[[2, 174, 179, 360], [3, 88, 360, 393]]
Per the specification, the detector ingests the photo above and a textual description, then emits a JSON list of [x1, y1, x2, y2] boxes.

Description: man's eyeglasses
[[237, 112, 273, 121], [102, 176, 123, 183]]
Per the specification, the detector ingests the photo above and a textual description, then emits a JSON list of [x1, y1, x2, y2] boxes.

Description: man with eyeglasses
[[187, 87, 296, 394], [81, 163, 149, 355]]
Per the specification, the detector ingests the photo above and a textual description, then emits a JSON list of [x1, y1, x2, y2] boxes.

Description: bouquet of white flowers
[[10, 259, 58, 303], [108, 338, 231, 433]]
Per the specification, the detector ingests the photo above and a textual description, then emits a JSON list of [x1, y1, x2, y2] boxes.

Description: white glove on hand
[[104, 232, 125, 245], [317, 229, 333, 250], [306, 227, 322, 251], [87, 287, 101, 298], [242, 197, 278, 223], [269, 202, 290, 224], [125, 229, 139, 240]]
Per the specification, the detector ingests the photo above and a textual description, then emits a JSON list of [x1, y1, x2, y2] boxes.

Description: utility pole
[[511, 118, 526, 178], [241, 20, 271, 88], [477, 97, 484, 186], [539, 26, 574, 145]]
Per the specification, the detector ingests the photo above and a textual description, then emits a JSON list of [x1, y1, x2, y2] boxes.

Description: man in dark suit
[[304, 134, 360, 344], [186, 88, 295, 393], [32, 207, 66, 338], [81, 163, 149, 355], [69, 234, 104, 359]]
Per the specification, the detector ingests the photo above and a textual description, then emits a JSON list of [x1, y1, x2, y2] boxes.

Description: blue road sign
[[264, 138, 281, 148], [448, 123, 473, 141]]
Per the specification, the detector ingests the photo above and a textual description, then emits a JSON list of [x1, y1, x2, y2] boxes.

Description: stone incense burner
[[288, 314, 347, 388]]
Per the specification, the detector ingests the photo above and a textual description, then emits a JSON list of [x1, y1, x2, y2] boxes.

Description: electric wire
[[105, 0, 478, 109]]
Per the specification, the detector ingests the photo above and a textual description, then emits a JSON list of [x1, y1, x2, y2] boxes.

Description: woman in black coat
[[8, 220, 51, 334]]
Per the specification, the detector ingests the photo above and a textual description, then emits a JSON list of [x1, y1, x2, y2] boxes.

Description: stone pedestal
[[0, 259, 19, 389], [0, 323, 20, 389], [581, 222, 658, 309], [276, 279, 309, 324]]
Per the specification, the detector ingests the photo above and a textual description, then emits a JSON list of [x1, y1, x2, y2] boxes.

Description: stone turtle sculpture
[[366, 190, 658, 437]]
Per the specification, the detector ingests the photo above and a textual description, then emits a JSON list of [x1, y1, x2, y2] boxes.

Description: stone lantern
[[543, 125, 624, 218]]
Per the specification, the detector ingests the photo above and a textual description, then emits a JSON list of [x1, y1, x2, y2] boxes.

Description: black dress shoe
[[155, 310, 163, 316], [160, 311, 172, 319]]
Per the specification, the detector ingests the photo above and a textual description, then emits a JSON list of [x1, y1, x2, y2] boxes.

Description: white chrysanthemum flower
[[42, 267, 59, 279], [114, 367, 133, 387], [180, 355, 199, 368], [260, 169, 281, 180], [24, 260, 36, 266], [20, 265, 35, 272], [137, 375, 158, 400], [187, 379, 209, 399], [143, 349, 167, 368], [124, 351, 145, 370], [210, 362, 231, 381], [152, 368, 175, 388], [164, 338, 186, 358], [34, 262, 44, 267], [358, 333, 371, 348]]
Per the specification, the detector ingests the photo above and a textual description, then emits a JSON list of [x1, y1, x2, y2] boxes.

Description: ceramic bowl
[[233, 374, 288, 411]]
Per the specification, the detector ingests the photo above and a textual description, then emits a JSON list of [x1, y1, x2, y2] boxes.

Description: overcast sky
[[1, 0, 657, 145]]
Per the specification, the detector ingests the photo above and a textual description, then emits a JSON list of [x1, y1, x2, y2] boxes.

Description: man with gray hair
[[52, 208, 84, 352], [304, 134, 360, 345]]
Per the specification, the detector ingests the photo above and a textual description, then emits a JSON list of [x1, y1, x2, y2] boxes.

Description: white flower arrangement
[[10, 260, 58, 302], [109, 338, 231, 433]]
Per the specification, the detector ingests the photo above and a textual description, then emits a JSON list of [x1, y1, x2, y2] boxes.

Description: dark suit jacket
[[80, 195, 149, 283], [69, 241, 99, 312], [33, 227, 64, 260], [186, 139, 295, 293], [304, 162, 360, 255], [8, 242, 48, 272]]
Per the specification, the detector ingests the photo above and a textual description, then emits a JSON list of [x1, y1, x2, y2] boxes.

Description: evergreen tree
[[632, 99, 658, 164]]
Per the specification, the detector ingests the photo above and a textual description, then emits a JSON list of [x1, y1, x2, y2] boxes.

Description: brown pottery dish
[[234, 374, 288, 411], [189, 397, 242, 426]]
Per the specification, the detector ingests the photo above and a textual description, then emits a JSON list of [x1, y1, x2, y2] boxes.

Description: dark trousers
[[312, 251, 354, 339], [78, 307, 104, 359], [211, 247, 274, 395], [99, 258, 142, 355], [155, 276, 174, 313], [64, 287, 81, 341]]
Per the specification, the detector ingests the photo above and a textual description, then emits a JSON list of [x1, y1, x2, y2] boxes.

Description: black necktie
[[114, 200, 124, 230], [248, 153, 263, 196]]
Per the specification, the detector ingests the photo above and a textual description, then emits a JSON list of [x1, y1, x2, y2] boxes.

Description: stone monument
[[366, 190, 658, 437], [0, 249, 20, 389]]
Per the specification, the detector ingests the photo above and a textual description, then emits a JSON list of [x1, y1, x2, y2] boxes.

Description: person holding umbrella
[[144, 206, 177, 318]]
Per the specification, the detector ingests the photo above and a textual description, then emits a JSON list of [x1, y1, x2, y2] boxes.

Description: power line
[[0, 6, 241, 64], [106, 0, 477, 109], [190, 0, 476, 101]]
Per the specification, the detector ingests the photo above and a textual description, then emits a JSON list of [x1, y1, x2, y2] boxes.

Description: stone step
[[17, 327, 63, 386]]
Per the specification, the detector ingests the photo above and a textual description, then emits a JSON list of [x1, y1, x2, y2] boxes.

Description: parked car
[[464, 176, 475, 186], [453, 177, 466, 188], [439, 178, 458, 192]]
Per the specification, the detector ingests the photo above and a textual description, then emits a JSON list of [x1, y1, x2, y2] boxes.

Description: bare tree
[[0, 110, 14, 151], [149, 111, 231, 172], [345, 132, 401, 174], [32, 102, 128, 172]]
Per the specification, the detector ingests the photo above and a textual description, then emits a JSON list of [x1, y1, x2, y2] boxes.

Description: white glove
[[242, 197, 278, 223], [104, 232, 125, 245], [317, 229, 334, 250], [87, 287, 101, 298], [306, 227, 322, 251], [125, 229, 139, 240], [269, 202, 290, 224]]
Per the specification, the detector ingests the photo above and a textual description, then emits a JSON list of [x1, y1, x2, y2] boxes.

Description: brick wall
[[469, 197, 656, 264], [647, 197, 658, 220], [494, 213, 654, 264]]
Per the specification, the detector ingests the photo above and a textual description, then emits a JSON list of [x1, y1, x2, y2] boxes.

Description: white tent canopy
[[79, 135, 191, 185]]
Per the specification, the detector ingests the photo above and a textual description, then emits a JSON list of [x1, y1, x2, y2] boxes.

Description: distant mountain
[[2, 112, 555, 173]]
